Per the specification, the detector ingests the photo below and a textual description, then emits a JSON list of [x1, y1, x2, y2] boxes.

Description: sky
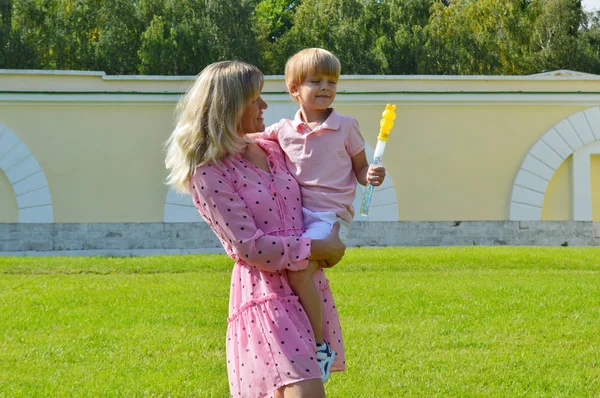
[[582, 0, 600, 11]]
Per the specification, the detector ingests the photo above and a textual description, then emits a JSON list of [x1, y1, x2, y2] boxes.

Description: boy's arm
[[351, 149, 386, 187], [347, 117, 385, 186], [246, 132, 265, 140], [351, 150, 370, 186], [248, 121, 281, 141]]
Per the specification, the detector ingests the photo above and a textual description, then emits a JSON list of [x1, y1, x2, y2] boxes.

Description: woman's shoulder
[[191, 156, 239, 182], [194, 158, 225, 172]]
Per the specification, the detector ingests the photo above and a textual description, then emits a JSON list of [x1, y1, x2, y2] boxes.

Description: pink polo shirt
[[263, 109, 365, 223]]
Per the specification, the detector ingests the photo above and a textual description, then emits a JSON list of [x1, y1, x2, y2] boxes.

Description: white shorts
[[301, 208, 350, 242]]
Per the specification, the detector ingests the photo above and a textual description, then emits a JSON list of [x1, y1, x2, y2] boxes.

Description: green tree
[[137, 0, 225, 75], [0, 0, 599, 76], [95, 0, 142, 74], [9, 0, 56, 68], [0, 0, 12, 67], [579, 10, 600, 74], [279, 0, 383, 74], [526, 0, 588, 72], [363, 0, 435, 74], [420, 0, 533, 75], [165, 0, 216, 75], [253, 0, 299, 74], [138, 14, 176, 75], [203, 0, 259, 66], [53, 0, 102, 71]]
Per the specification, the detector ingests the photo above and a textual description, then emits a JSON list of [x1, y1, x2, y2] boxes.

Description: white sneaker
[[316, 341, 336, 383]]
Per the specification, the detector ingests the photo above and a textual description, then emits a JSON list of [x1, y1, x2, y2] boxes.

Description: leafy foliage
[[0, 0, 599, 75]]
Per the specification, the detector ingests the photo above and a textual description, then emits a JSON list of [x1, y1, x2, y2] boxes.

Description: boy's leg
[[288, 260, 324, 344], [335, 216, 350, 242], [299, 208, 338, 382], [294, 209, 337, 344]]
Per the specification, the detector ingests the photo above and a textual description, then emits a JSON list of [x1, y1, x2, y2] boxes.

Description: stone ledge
[[1, 221, 598, 256]]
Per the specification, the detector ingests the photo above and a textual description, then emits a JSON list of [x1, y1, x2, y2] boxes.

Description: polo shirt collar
[[292, 108, 341, 132]]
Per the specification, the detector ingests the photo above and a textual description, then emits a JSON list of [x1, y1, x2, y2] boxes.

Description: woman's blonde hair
[[165, 61, 263, 193], [285, 48, 341, 102]]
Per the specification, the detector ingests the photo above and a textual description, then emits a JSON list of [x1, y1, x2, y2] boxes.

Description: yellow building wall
[[1, 104, 172, 222], [341, 104, 588, 221], [541, 155, 600, 221], [542, 156, 572, 221], [0, 170, 17, 222], [1, 70, 599, 223]]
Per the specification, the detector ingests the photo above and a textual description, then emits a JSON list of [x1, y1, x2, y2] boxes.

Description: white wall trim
[[0, 94, 180, 104], [2, 68, 599, 80], [510, 106, 600, 221], [0, 125, 53, 222], [3, 93, 600, 106], [353, 144, 398, 222], [572, 140, 600, 220], [163, 187, 204, 223]]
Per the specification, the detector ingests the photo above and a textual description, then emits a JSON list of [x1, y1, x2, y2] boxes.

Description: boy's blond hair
[[165, 61, 263, 193], [285, 48, 341, 102]]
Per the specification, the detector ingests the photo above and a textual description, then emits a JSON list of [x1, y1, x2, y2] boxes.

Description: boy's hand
[[367, 165, 386, 186], [246, 133, 262, 140]]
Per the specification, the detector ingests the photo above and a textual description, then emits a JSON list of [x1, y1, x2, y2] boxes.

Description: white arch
[[164, 187, 204, 223], [164, 102, 399, 222], [510, 106, 600, 220], [352, 142, 398, 222], [0, 125, 54, 222]]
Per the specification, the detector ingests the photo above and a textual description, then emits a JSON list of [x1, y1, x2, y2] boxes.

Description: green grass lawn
[[1, 247, 599, 397]]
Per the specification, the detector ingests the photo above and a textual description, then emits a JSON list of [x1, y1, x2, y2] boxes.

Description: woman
[[165, 61, 346, 398]]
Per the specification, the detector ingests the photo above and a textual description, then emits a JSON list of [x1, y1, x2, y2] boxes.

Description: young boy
[[259, 48, 386, 382]]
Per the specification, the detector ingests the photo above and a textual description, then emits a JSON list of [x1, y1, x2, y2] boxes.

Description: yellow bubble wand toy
[[360, 104, 397, 216]]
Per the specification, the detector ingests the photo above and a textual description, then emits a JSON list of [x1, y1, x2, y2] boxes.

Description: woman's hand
[[321, 222, 346, 267], [310, 222, 346, 268]]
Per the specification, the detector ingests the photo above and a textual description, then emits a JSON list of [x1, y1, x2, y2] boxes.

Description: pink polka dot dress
[[189, 139, 345, 398]]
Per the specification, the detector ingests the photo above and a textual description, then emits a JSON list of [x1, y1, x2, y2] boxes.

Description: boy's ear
[[288, 83, 300, 99]]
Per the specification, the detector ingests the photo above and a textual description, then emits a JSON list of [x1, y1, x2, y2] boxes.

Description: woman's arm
[[309, 222, 345, 267], [190, 164, 343, 272]]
